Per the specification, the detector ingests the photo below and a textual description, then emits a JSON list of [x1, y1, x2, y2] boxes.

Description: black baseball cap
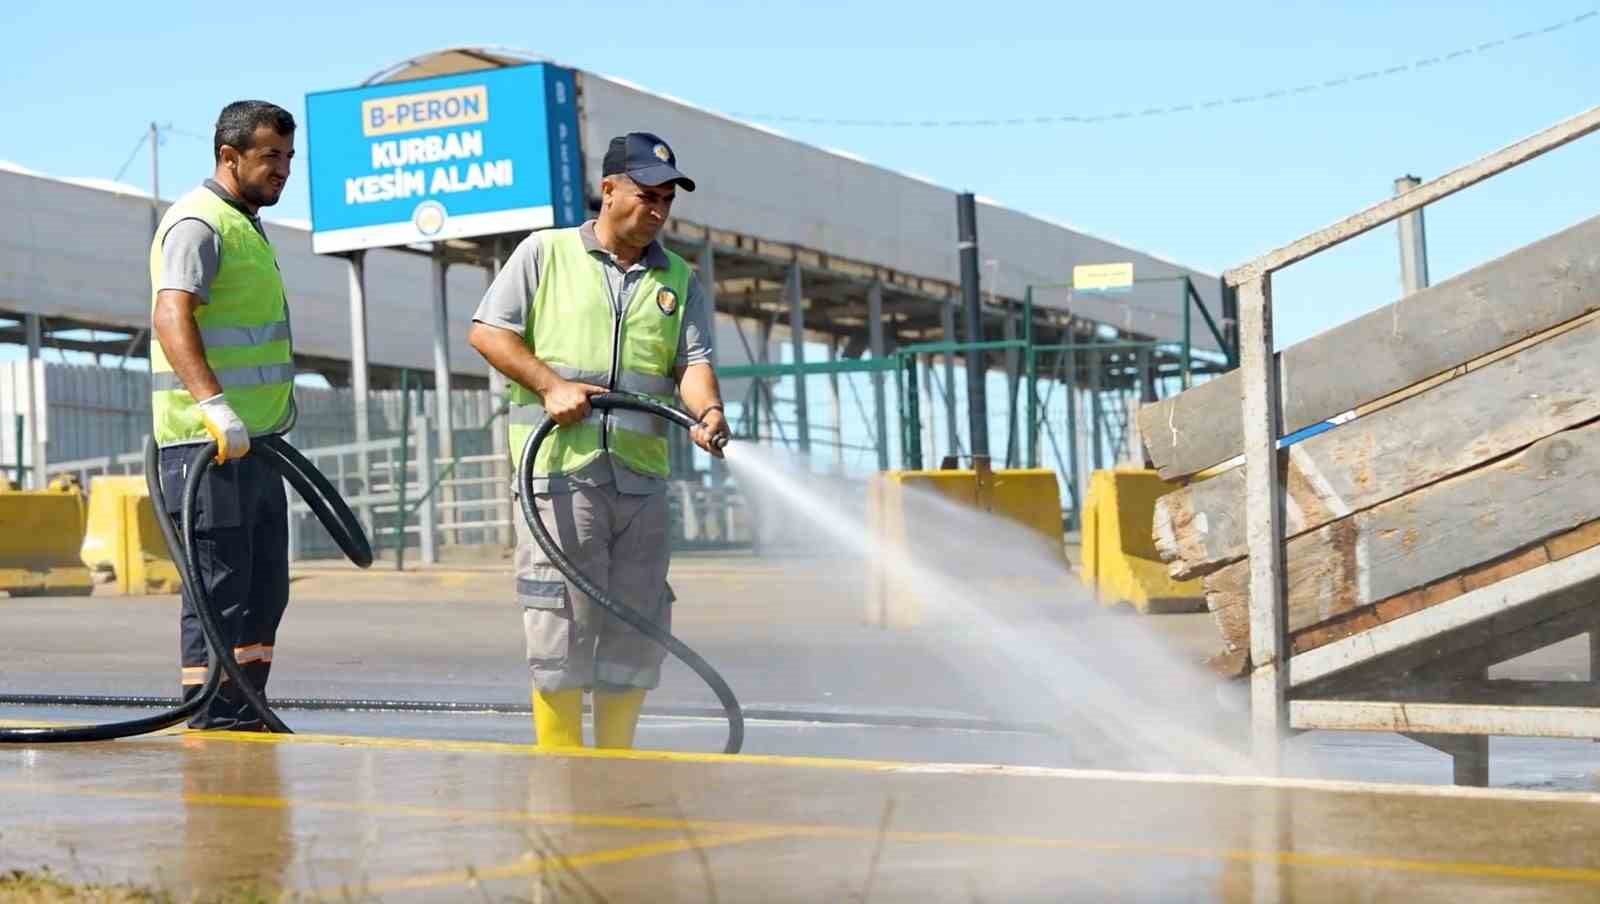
[[602, 132, 696, 192]]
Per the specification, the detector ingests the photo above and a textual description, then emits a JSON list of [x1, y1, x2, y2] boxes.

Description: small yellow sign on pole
[[1072, 262, 1134, 292]]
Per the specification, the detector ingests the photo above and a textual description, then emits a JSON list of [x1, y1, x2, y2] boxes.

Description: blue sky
[[4, 0, 1598, 348]]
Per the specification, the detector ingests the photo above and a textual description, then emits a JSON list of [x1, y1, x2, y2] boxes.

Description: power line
[[164, 125, 211, 143], [728, 9, 1598, 128], [110, 122, 211, 188], [111, 131, 148, 182]]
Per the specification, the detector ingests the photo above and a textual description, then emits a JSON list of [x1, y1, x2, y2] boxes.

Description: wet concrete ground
[[3, 555, 1599, 899], [5, 729, 1600, 902]]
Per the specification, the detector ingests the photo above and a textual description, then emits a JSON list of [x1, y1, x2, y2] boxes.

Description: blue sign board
[[305, 63, 583, 254]]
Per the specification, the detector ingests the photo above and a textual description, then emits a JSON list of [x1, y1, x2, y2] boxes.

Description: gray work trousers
[[514, 483, 673, 691]]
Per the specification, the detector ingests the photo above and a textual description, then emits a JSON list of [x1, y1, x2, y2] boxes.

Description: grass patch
[[0, 870, 276, 903]]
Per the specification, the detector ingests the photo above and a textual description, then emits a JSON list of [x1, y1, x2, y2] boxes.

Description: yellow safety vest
[[149, 186, 295, 446], [507, 228, 689, 478]]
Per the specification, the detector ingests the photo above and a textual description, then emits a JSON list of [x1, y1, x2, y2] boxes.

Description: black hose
[[518, 392, 744, 755], [0, 434, 370, 743], [0, 441, 220, 742]]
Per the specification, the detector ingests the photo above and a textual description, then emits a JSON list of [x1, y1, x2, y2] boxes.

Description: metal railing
[[46, 449, 147, 487], [46, 414, 758, 566], [1229, 104, 1600, 772]]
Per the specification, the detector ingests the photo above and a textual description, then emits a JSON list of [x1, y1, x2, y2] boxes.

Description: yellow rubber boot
[[594, 688, 647, 749], [532, 688, 585, 748]]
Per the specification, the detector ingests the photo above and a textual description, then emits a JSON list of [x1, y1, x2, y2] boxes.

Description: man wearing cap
[[469, 132, 729, 750]]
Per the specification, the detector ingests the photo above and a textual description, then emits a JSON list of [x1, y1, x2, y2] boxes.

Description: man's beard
[[240, 182, 281, 208]]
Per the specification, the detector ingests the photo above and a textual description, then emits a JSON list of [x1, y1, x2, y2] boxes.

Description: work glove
[[197, 393, 250, 464]]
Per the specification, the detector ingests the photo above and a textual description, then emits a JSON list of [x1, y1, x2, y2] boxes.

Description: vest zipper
[[601, 264, 627, 453]]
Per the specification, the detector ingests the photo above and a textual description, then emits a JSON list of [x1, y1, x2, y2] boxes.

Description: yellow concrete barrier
[[0, 477, 93, 597], [866, 462, 1067, 627], [1079, 468, 1203, 613], [80, 476, 181, 595]]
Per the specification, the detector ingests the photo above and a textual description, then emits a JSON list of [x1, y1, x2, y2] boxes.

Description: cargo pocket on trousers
[[517, 565, 570, 610], [655, 583, 676, 633], [159, 452, 242, 530], [521, 565, 573, 668]]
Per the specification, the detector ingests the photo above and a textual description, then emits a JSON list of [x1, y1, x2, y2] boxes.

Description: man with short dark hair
[[469, 132, 729, 750], [150, 99, 299, 730]]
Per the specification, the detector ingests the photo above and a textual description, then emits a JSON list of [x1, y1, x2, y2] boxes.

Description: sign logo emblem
[[656, 287, 679, 316], [652, 143, 671, 162], [412, 201, 448, 237]]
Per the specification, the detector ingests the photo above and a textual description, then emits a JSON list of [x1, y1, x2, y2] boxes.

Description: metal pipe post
[[1221, 280, 1240, 368], [413, 414, 438, 566], [487, 239, 512, 544], [867, 283, 890, 471], [903, 356, 922, 470], [1238, 274, 1288, 772], [1024, 287, 1038, 469], [940, 303, 958, 460], [920, 355, 935, 465], [786, 262, 810, 454], [1182, 277, 1193, 389], [1004, 305, 1019, 467], [698, 243, 727, 487], [24, 313, 43, 488], [429, 249, 455, 545], [827, 339, 843, 471], [1394, 175, 1431, 295], [956, 193, 989, 458], [346, 251, 372, 534], [1065, 344, 1079, 528], [1137, 346, 1153, 403], [1089, 347, 1103, 471], [757, 318, 772, 442]]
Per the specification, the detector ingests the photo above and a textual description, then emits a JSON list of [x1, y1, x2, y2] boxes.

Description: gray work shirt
[[157, 180, 270, 300], [474, 220, 714, 495]]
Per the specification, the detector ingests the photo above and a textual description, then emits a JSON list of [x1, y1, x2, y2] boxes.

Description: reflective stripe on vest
[[506, 228, 688, 478], [150, 362, 297, 392], [198, 321, 292, 349], [148, 186, 295, 446]]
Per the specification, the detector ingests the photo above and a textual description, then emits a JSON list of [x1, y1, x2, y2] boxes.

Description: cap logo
[[656, 287, 679, 316], [652, 144, 671, 162]]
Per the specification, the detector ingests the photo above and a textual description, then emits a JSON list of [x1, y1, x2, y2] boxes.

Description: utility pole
[[149, 122, 161, 236], [956, 192, 988, 460]]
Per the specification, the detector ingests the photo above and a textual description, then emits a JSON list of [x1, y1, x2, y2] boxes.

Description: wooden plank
[[1546, 520, 1600, 561], [1310, 588, 1600, 699], [1287, 544, 1600, 688], [1205, 423, 1600, 656], [1289, 699, 1600, 739], [1154, 316, 1600, 578], [1374, 680, 1600, 707], [1138, 213, 1600, 479], [1276, 520, 1600, 671]]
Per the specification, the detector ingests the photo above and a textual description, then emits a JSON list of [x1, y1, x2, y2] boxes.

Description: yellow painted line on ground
[[0, 781, 781, 836], [9, 718, 1600, 810], [0, 718, 189, 737], [9, 779, 1600, 887], [309, 828, 792, 899], [0, 718, 76, 729], [184, 727, 1600, 807], [195, 726, 923, 773]]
